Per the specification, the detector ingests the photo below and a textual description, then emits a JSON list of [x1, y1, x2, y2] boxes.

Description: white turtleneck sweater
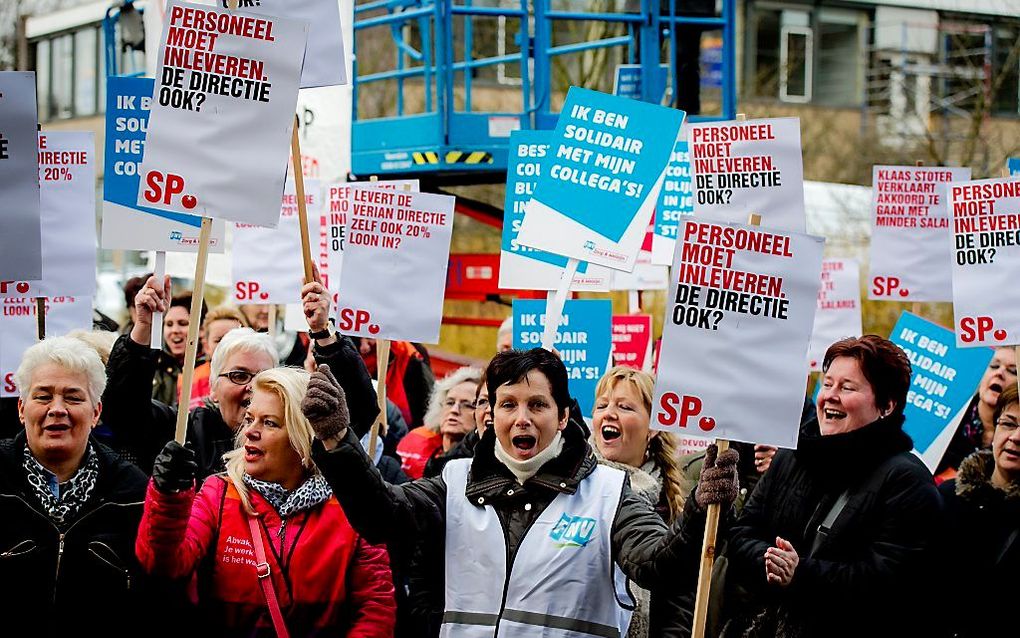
[[493, 431, 565, 485]]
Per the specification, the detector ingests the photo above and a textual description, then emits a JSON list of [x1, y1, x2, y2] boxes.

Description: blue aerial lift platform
[[351, 0, 737, 183]]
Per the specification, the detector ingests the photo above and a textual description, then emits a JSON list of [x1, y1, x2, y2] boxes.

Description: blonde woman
[[136, 367, 395, 636], [593, 366, 693, 637]]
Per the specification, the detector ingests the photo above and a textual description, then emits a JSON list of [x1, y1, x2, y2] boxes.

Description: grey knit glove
[[301, 364, 350, 442], [694, 444, 740, 508]]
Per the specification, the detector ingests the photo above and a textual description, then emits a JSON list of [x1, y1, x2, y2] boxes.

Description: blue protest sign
[[652, 138, 693, 264], [613, 64, 669, 103], [499, 130, 607, 290], [1009, 157, 1019, 177], [512, 298, 613, 417], [517, 87, 685, 271], [613, 65, 642, 100], [888, 312, 992, 470], [101, 76, 223, 252]]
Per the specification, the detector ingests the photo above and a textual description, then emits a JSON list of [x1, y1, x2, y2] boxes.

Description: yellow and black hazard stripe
[[445, 150, 494, 165], [412, 151, 440, 165]]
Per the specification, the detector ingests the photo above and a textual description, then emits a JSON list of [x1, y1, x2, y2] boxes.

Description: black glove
[[694, 443, 740, 508], [301, 364, 350, 442], [152, 440, 198, 493]]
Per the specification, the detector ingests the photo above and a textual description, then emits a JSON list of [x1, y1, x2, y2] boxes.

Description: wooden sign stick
[[691, 211, 762, 638], [290, 114, 315, 283], [174, 217, 213, 444], [35, 298, 46, 341], [367, 338, 391, 457]]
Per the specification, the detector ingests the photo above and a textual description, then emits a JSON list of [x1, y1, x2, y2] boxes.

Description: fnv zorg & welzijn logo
[[550, 513, 597, 548]]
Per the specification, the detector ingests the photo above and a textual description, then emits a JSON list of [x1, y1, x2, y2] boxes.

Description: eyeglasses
[[443, 398, 476, 411], [474, 396, 490, 409], [995, 418, 1019, 432], [218, 370, 257, 386]]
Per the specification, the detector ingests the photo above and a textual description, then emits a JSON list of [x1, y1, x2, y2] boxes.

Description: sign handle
[[691, 212, 761, 638], [368, 338, 391, 457], [290, 114, 315, 284], [35, 298, 46, 341], [174, 217, 213, 444], [542, 258, 579, 351], [151, 250, 167, 350], [268, 304, 277, 339], [628, 290, 640, 314]]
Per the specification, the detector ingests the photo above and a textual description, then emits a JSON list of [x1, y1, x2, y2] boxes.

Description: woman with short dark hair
[[308, 348, 741, 638], [719, 335, 942, 637]]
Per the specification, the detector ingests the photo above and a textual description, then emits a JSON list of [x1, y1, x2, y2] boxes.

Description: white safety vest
[[440, 458, 635, 638]]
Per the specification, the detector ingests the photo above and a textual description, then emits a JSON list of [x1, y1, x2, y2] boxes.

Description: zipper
[[53, 534, 64, 608], [492, 502, 544, 638]]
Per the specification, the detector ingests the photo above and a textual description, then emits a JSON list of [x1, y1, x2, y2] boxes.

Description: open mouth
[[601, 425, 622, 441], [43, 424, 70, 433], [512, 435, 536, 452], [990, 383, 1003, 394], [823, 408, 846, 421], [1003, 448, 1020, 461], [244, 446, 264, 461]]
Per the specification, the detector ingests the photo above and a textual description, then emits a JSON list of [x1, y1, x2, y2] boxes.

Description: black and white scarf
[[243, 473, 332, 519], [23, 444, 99, 527]]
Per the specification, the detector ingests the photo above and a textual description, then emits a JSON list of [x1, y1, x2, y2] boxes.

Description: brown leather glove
[[301, 364, 350, 442], [694, 444, 740, 508]]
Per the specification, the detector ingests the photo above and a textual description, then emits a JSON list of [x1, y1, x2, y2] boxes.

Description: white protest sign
[[335, 188, 455, 343], [652, 220, 824, 448], [950, 178, 1020, 347], [220, 0, 345, 88], [2, 133, 97, 299], [869, 165, 970, 301], [137, 0, 307, 227], [324, 179, 418, 296], [517, 87, 685, 271], [610, 214, 668, 290], [807, 258, 862, 371], [688, 118, 805, 231], [232, 180, 323, 304], [1, 296, 94, 398], [0, 72, 42, 281]]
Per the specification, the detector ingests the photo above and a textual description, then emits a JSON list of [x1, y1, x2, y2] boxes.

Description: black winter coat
[[0, 435, 153, 637], [938, 450, 1020, 638], [101, 333, 378, 477], [721, 416, 942, 638], [314, 419, 708, 638]]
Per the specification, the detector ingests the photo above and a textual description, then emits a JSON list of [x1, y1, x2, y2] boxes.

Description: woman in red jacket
[[136, 367, 396, 637]]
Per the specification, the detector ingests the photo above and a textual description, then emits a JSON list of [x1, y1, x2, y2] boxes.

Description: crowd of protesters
[[0, 274, 1016, 638]]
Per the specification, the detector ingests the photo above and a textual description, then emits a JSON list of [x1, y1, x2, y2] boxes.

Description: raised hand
[[694, 443, 740, 508], [301, 364, 349, 445]]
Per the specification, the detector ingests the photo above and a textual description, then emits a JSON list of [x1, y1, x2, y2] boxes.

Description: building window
[[35, 39, 50, 119], [779, 24, 812, 102], [31, 23, 108, 122], [51, 33, 73, 120], [992, 24, 1020, 116], [814, 9, 863, 106], [74, 27, 98, 117]]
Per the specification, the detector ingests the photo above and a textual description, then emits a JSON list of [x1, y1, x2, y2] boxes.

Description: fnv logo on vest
[[550, 513, 597, 547]]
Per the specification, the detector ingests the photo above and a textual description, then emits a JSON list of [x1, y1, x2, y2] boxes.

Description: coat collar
[[956, 449, 1020, 503]]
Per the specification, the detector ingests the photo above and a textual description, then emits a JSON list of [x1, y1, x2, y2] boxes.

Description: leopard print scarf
[[23, 444, 99, 527], [243, 473, 332, 519]]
